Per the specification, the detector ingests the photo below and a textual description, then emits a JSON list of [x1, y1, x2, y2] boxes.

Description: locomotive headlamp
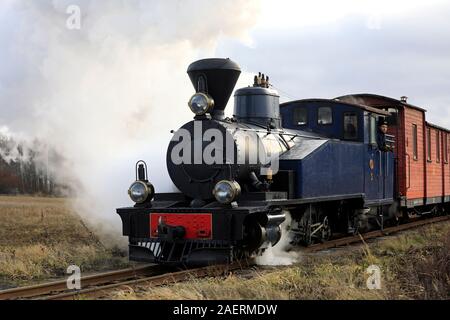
[[213, 180, 241, 204], [128, 181, 154, 204], [188, 93, 214, 116]]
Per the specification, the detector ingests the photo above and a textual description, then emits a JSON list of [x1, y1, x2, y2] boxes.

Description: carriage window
[[427, 128, 432, 161], [437, 132, 441, 163], [412, 124, 418, 160], [318, 107, 332, 125], [343, 113, 358, 140], [293, 107, 308, 125]]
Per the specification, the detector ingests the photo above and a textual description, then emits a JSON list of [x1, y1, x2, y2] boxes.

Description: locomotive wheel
[[320, 216, 332, 243], [298, 206, 332, 245]]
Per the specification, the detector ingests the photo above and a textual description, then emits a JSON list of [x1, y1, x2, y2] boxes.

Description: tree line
[[0, 134, 66, 196]]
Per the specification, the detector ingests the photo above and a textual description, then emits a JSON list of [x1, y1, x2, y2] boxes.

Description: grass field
[[111, 221, 450, 300], [1, 196, 448, 299], [0, 196, 128, 288]]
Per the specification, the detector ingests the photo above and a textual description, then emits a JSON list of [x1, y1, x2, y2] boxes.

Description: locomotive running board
[[268, 193, 365, 206]]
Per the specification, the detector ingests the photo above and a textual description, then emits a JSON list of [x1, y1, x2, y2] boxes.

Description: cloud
[[0, 0, 260, 245], [218, 1, 450, 127]]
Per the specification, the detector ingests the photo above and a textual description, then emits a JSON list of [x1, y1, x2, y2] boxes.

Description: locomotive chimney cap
[[187, 58, 241, 72], [187, 58, 241, 119]]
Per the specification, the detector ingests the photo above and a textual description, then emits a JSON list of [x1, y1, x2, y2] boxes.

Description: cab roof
[[335, 93, 427, 112], [281, 98, 391, 116]]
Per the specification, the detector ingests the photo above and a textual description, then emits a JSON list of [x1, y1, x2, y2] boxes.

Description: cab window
[[343, 113, 358, 140], [385, 108, 398, 125], [318, 107, 332, 125], [293, 107, 308, 126]]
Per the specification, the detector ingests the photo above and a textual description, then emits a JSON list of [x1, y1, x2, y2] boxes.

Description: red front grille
[[150, 213, 212, 239]]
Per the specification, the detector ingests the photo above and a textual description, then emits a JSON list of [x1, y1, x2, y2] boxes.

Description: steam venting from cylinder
[[187, 58, 241, 119]]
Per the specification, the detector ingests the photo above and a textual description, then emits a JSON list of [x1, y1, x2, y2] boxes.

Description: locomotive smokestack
[[187, 58, 241, 119]]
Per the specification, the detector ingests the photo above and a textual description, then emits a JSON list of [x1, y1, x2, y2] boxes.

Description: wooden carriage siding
[[425, 123, 450, 204], [403, 106, 426, 203], [444, 132, 450, 202]]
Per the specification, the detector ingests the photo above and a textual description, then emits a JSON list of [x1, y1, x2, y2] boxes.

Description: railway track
[[0, 264, 164, 300], [1, 215, 448, 300], [0, 259, 254, 300], [303, 215, 450, 253]]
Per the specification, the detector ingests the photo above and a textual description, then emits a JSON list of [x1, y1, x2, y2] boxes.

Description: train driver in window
[[377, 117, 393, 152]]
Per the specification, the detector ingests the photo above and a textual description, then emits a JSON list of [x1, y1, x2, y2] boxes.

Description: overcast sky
[[1, 0, 450, 130], [1, 0, 449, 231], [217, 0, 450, 127]]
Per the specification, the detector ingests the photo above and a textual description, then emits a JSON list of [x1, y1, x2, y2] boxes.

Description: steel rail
[[0, 259, 253, 300], [0, 264, 162, 300], [303, 215, 450, 253], [1, 215, 448, 300], [42, 259, 253, 300]]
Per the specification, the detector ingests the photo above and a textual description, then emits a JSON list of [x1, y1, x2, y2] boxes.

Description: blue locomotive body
[[280, 99, 395, 205]]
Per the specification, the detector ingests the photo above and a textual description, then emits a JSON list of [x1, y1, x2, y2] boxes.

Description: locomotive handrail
[[385, 134, 396, 150], [385, 134, 396, 142], [234, 126, 324, 141], [378, 150, 382, 178], [385, 152, 388, 178], [135, 160, 148, 181]]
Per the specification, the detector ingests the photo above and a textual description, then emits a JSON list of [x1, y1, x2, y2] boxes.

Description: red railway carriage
[[337, 94, 450, 213], [425, 123, 450, 204]]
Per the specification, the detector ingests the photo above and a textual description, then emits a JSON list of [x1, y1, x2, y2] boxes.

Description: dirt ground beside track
[[110, 221, 450, 300]]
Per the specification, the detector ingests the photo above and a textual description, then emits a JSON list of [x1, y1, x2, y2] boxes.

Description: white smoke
[[0, 126, 22, 163], [0, 0, 260, 246], [256, 212, 303, 266]]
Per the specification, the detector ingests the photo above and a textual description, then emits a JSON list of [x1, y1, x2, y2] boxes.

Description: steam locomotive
[[117, 58, 449, 266]]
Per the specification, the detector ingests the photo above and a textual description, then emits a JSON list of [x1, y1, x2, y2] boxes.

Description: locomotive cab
[[279, 99, 396, 233]]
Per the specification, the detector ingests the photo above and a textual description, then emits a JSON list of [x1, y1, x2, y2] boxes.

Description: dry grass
[[111, 221, 450, 300], [0, 196, 128, 288]]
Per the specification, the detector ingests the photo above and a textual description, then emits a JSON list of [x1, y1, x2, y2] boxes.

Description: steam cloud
[[256, 212, 302, 266], [0, 0, 260, 246]]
